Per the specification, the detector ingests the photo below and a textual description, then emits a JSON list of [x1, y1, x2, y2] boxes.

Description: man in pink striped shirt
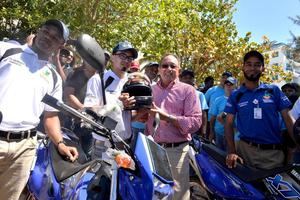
[[145, 54, 202, 200]]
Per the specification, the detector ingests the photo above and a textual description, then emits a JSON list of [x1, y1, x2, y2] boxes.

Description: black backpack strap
[[104, 76, 114, 89], [49, 67, 58, 91], [0, 48, 23, 62]]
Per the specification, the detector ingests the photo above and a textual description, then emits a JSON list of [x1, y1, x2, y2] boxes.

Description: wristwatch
[[221, 112, 227, 119]]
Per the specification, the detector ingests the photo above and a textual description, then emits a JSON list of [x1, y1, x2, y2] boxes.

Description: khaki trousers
[[166, 143, 189, 200], [0, 137, 37, 200], [237, 140, 284, 169]]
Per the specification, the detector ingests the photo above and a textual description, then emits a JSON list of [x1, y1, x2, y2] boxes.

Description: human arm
[[225, 113, 243, 168], [51, 48, 67, 82], [199, 110, 207, 137], [43, 111, 78, 161], [150, 86, 202, 134], [209, 115, 216, 142], [64, 86, 84, 110], [281, 109, 296, 143]]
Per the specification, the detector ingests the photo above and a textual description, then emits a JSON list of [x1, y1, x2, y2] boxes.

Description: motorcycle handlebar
[[42, 94, 110, 137]]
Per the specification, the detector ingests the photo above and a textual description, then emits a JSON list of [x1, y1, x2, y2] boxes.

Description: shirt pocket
[[170, 96, 185, 115]]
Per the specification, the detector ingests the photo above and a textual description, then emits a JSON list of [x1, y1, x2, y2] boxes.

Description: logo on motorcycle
[[266, 174, 300, 198]]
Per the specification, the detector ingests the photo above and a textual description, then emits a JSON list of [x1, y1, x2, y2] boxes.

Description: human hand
[[150, 103, 169, 121], [208, 132, 215, 142], [216, 112, 226, 124], [135, 108, 150, 122], [119, 93, 136, 109], [58, 142, 79, 162], [225, 153, 243, 168]]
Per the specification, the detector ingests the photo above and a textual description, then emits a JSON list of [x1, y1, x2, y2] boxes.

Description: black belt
[[241, 139, 283, 150], [0, 128, 37, 141], [158, 141, 188, 148]]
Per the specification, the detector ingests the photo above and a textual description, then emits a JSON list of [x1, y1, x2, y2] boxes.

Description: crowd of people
[[1, 19, 300, 200]]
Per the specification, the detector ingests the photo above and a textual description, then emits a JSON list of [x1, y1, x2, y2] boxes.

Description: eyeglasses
[[115, 53, 134, 62], [160, 63, 178, 69]]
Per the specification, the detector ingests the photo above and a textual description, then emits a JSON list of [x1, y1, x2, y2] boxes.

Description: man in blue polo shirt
[[224, 50, 294, 170]]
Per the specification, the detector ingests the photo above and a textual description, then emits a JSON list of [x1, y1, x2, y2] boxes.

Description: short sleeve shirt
[[64, 67, 89, 103], [224, 84, 291, 144], [0, 42, 63, 131], [197, 90, 209, 111], [84, 70, 131, 140], [210, 95, 227, 135]]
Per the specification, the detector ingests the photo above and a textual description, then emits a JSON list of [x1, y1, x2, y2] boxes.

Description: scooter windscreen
[[75, 34, 105, 73]]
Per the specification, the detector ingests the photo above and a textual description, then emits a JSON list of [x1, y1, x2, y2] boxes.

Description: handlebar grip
[[42, 94, 61, 110]]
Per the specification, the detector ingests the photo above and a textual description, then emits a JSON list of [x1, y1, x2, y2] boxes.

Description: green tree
[[1, 0, 278, 83]]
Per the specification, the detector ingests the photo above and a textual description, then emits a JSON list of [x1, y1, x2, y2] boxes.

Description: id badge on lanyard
[[253, 99, 262, 119]]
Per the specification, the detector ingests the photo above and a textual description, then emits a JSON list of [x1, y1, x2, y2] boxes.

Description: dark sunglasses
[[161, 64, 177, 69]]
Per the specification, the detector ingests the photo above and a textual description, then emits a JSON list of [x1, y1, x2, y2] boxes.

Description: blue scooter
[[25, 94, 174, 200], [189, 135, 300, 199]]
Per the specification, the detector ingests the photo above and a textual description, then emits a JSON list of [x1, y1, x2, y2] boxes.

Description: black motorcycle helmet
[[122, 72, 152, 110]]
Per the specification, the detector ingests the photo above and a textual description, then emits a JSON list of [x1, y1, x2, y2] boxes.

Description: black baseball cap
[[180, 69, 195, 78], [42, 19, 69, 42], [222, 71, 232, 77], [112, 41, 138, 59], [145, 62, 159, 68]]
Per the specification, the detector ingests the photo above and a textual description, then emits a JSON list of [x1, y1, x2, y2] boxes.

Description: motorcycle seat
[[202, 143, 294, 182], [49, 139, 99, 182]]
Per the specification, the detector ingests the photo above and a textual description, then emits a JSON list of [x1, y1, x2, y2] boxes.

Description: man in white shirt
[[84, 41, 138, 152], [0, 19, 78, 200]]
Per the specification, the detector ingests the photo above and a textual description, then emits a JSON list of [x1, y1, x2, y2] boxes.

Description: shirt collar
[[157, 78, 179, 89], [240, 82, 269, 93]]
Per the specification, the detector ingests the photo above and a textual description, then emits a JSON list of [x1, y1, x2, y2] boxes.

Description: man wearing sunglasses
[[84, 41, 138, 152], [0, 19, 78, 200], [145, 54, 201, 200]]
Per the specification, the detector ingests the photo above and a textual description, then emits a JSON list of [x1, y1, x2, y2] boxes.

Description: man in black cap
[[281, 83, 299, 107], [84, 41, 138, 154], [180, 69, 209, 137], [0, 19, 78, 200], [143, 61, 159, 83]]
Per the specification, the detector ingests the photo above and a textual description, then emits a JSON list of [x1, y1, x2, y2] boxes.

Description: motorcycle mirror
[[73, 34, 105, 73]]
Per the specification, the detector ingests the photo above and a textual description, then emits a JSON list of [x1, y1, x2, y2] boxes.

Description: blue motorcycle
[[189, 135, 300, 199], [24, 94, 174, 200]]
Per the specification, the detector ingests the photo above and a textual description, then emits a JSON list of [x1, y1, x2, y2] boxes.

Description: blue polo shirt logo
[[263, 91, 274, 103], [263, 91, 272, 99], [238, 101, 248, 107]]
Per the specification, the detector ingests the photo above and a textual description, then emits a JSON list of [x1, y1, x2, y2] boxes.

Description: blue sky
[[233, 0, 300, 44]]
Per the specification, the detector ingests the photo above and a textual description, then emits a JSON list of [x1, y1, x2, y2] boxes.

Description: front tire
[[190, 177, 211, 200]]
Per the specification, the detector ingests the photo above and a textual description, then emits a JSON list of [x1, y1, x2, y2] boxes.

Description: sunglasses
[[225, 82, 234, 86], [160, 63, 177, 69]]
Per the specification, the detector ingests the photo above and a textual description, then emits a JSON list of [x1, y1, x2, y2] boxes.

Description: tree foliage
[[1, 0, 286, 84]]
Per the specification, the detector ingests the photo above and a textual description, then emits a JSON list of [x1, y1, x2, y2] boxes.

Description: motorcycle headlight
[[152, 177, 174, 200]]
